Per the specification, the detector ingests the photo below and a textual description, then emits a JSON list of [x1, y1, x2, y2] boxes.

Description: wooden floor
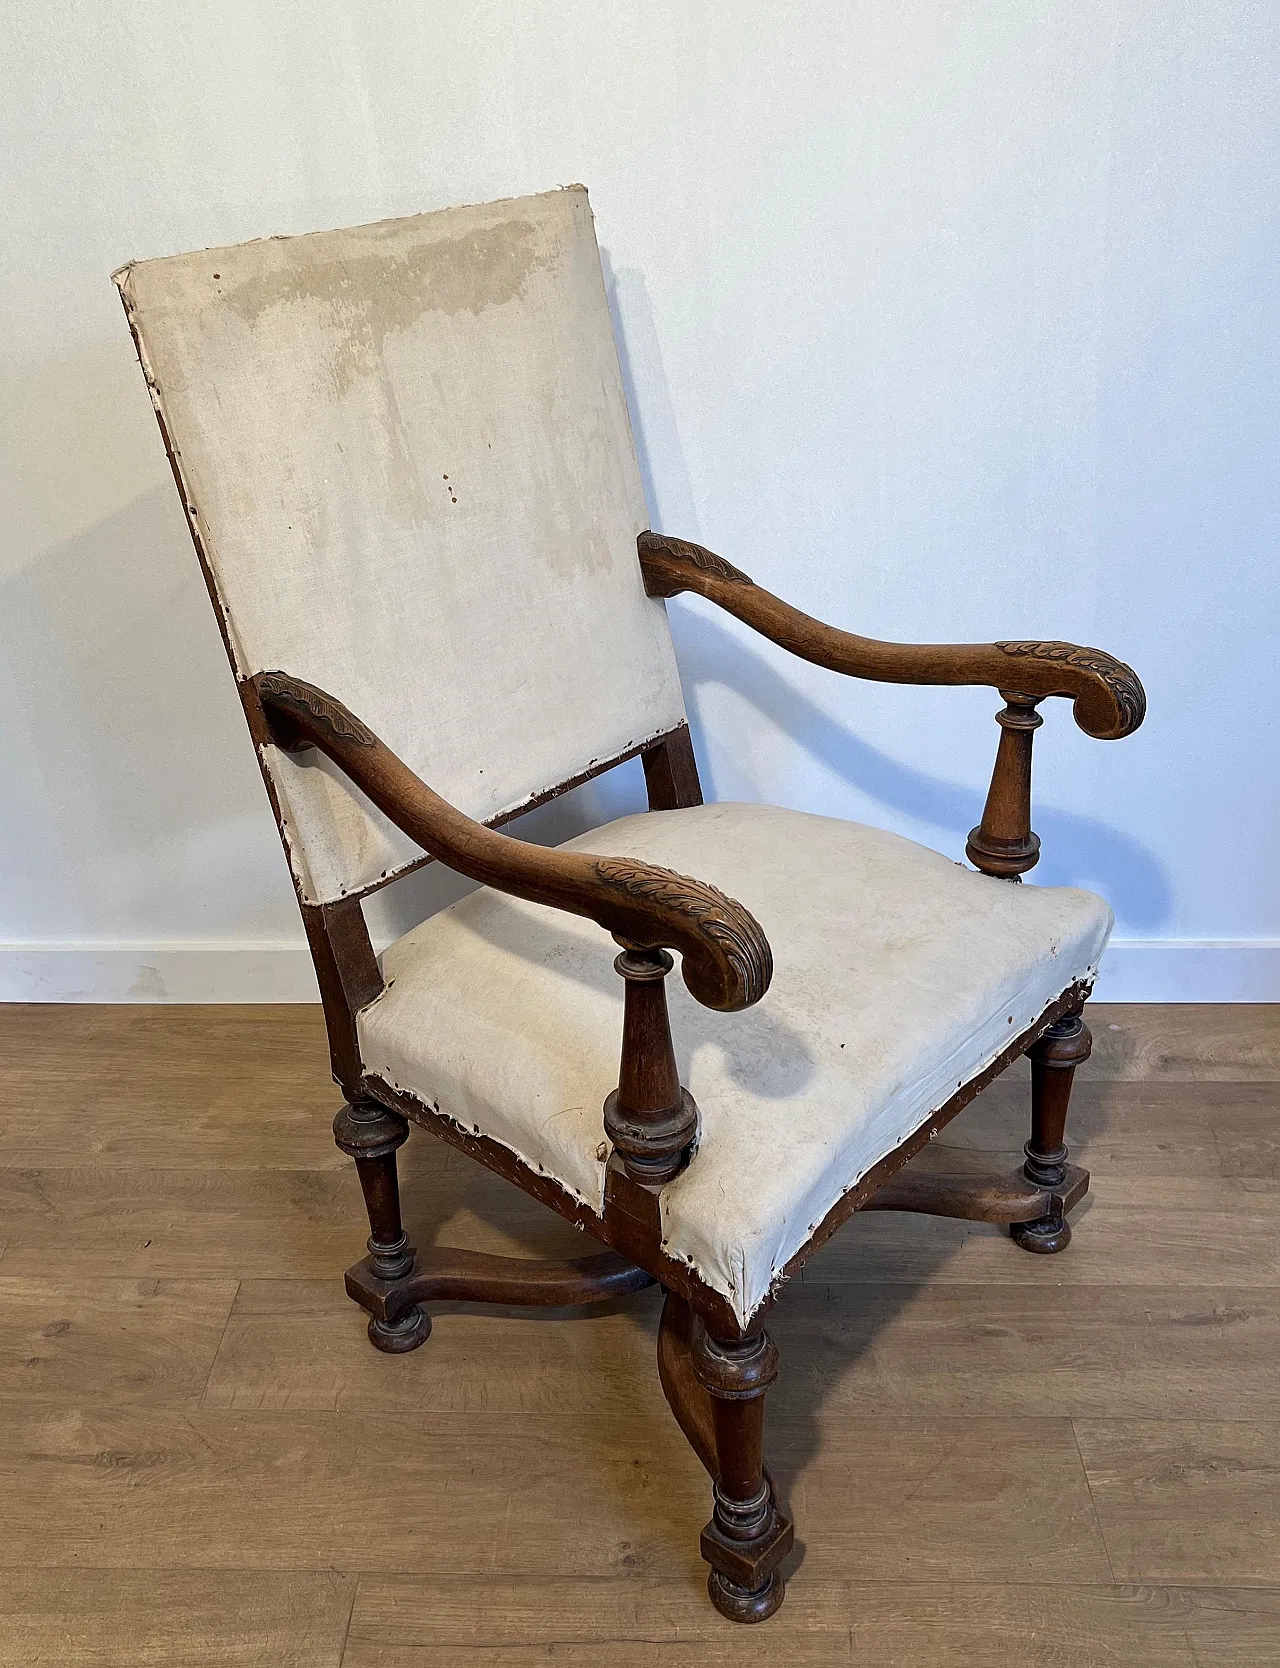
[[2, 1004, 1279, 1665]]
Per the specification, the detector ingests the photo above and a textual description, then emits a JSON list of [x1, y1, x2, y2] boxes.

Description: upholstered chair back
[[115, 189, 686, 904]]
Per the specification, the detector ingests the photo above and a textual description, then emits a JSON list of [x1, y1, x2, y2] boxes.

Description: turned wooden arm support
[[638, 531, 1146, 742], [639, 530, 1146, 880], [253, 671, 772, 1012]]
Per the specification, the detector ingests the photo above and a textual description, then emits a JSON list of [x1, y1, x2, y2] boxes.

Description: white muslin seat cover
[[358, 802, 1113, 1325]]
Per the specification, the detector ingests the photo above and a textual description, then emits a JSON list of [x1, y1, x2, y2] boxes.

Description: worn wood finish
[[301, 899, 382, 1096], [603, 946, 698, 1184], [1012, 1004, 1092, 1254], [775, 979, 1094, 1288], [243, 535, 1139, 1617], [637, 531, 1147, 740], [343, 1244, 653, 1330], [123, 253, 1149, 1624], [657, 1290, 719, 1475], [256, 671, 772, 1016], [965, 692, 1044, 879], [332, 1098, 429, 1352], [364, 1070, 746, 1337], [693, 1323, 793, 1622], [861, 1157, 1089, 1224], [95, 414, 1146, 1618], [641, 723, 704, 811]]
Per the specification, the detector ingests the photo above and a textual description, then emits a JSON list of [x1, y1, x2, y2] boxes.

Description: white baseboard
[[0, 942, 320, 1003], [0, 938, 1277, 1005], [1091, 940, 1280, 1002]]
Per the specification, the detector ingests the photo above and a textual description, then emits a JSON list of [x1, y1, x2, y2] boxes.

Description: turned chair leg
[[333, 1098, 431, 1351], [693, 1327, 793, 1623], [1011, 1005, 1092, 1254]]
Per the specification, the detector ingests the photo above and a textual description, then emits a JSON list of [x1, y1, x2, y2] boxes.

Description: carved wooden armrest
[[253, 672, 771, 1012], [638, 531, 1145, 742], [639, 530, 1146, 881]]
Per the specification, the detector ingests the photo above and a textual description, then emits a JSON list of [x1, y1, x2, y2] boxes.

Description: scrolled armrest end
[[594, 856, 773, 1012], [995, 641, 1147, 740]]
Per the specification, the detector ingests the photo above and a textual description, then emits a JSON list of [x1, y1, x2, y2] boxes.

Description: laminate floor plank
[[0, 1164, 369, 1279], [0, 1568, 355, 1667], [1079, 1005, 1280, 1082], [204, 1277, 1280, 1423], [1178, 1586, 1280, 1665], [203, 1280, 666, 1415], [1074, 1419, 1280, 1586], [0, 1144, 602, 1280], [0, 1005, 341, 1173], [798, 1186, 1280, 1286], [939, 1080, 1278, 1179], [771, 1282, 1280, 1422], [0, 1276, 238, 1407], [0, 1402, 1107, 1585], [345, 1575, 1236, 1667]]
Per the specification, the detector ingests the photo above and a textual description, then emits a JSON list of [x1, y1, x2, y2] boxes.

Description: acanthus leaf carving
[[257, 671, 377, 749], [638, 531, 755, 590], [594, 855, 772, 1009], [995, 640, 1146, 736]]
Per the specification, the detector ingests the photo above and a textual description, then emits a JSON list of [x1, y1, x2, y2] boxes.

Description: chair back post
[[603, 946, 699, 1184], [642, 726, 704, 811], [300, 897, 383, 1098], [966, 691, 1044, 880]]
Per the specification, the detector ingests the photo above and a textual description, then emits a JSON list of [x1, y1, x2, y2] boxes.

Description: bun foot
[[1011, 1212, 1072, 1254], [367, 1306, 432, 1352], [707, 1569, 785, 1624]]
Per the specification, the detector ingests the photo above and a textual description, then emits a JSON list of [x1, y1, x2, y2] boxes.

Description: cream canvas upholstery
[[358, 803, 1113, 1326], [115, 189, 686, 903]]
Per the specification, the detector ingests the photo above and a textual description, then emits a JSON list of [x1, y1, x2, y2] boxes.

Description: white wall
[[2, 0, 1276, 1002]]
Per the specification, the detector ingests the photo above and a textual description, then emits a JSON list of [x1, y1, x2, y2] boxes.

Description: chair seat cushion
[[358, 803, 1112, 1324]]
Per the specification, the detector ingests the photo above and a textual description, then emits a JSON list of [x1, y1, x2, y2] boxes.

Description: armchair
[[115, 187, 1144, 1624]]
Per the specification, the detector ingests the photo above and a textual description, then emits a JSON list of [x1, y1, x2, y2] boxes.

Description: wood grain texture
[[0, 1569, 355, 1668], [765, 1282, 1280, 1420], [1079, 1004, 1280, 1081], [637, 530, 1146, 739], [0, 1276, 237, 1406], [0, 1402, 704, 1576], [0, 1004, 340, 1170], [203, 1283, 667, 1414], [0, 1404, 1107, 1583], [2, 1004, 1278, 1663], [255, 671, 771, 1013], [344, 1576, 1233, 1667], [1074, 1420, 1280, 1585], [937, 1079, 1269, 1176], [207, 1276, 1280, 1424], [0, 1163, 366, 1278], [799, 1183, 1280, 1287]]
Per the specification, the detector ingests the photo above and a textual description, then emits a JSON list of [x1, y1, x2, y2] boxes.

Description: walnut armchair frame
[[245, 532, 1143, 1625], [115, 189, 1145, 1623]]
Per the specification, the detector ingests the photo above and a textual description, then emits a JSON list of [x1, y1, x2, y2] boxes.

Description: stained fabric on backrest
[[115, 188, 686, 903]]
